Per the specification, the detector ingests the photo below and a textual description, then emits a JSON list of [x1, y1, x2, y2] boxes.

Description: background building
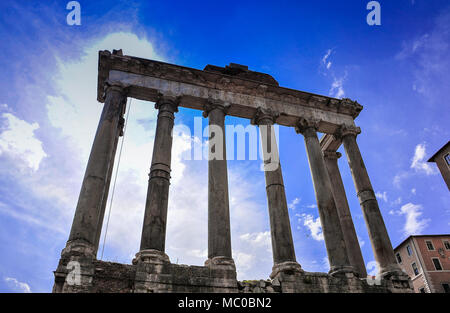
[[394, 235, 450, 293], [428, 141, 450, 190]]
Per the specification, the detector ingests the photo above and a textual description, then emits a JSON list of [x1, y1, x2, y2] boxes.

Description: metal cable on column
[[100, 97, 133, 260]]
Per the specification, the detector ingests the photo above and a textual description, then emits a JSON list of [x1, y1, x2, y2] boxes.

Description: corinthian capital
[[202, 98, 231, 117], [294, 117, 320, 134], [250, 107, 280, 125], [337, 124, 361, 139], [103, 80, 129, 98], [155, 93, 180, 113]]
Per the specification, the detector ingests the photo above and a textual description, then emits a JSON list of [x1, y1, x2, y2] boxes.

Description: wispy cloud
[[288, 197, 301, 210], [299, 213, 324, 241], [322, 49, 333, 70], [4, 277, 31, 293], [395, 9, 450, 104], [397, 203, 430, 236], [366, 260, 379, 276], [0, 110, 47, 172], [375, 191, 388, 202], [320, 48, 347, 99], [410, 143, 436, 175], [329, 74, 346, 99]]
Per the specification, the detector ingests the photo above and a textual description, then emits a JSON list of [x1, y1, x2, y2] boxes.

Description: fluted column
[[136, 95, 179, 264], [295, 118, 353, 276], [338, 125, 403, 277], [65, 81, 127, 257], [323, 150, 367, 277], [251, 108, 302, 278], [203, 100, 235, 269]]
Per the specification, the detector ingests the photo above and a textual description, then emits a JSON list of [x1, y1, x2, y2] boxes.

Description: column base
[[132, 249, 170, 265], [61, 239, 96, 259], [205, 256, 236, 271], [270, 261, 303, 279], [328, 265, 355, 277], [379, 266, 409, 280], [53, 240, 96, 293]]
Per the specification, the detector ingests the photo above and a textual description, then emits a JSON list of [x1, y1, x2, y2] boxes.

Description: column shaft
[[340, 126, 401, 276], [205, 104, 232, 261], [67, 83, 127, 255], [252, 108, 301, 278], [93, 115, 125, 254], [296, 119, 352, 275], [258, 122, 297, 264], [324, 151, 367, 277], [139, 97, 178, 253]]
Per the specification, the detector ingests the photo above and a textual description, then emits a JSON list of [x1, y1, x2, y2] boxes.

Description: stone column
[[203, 100, 235, 269], [323, 150, 367, 277], [338, 125, 403, 277], [251, 108, 302, 278], [65, 81, 127, 257], [295, 118, 353, 276], [93, 115, 125, 254], [136, 95, 179, 264]]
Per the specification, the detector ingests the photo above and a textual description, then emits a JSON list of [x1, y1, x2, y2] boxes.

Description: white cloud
[[320, 48, 347, 99], [239, 231, 271, 252], [391, 197, 402, 206], [398, 203, 430, 236], [329, 75, 346, 99], [302, 214, 324, 241], [395, 10, 450, 103], [410, 143, 436, 175], [375, 191, 388, 202], [288, 197, 300, 210], [0, 112, 47, 172], [4, 277, 31, 293], [393, 171, 410, 188], [366, 260, 379, 276], [357, 236, 365, 248], [322, 49, 333, 70], [46, 32, 164, 161], [234, 251, 255, 277]]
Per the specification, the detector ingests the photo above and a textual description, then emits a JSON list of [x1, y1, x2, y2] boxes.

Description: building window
[[443, 283, 450, 293], [445, 153, 450, 166], [444, 240, 450, 250], [412, 262, 419, 276], [418, 287, 426, 293], [406, 245, 412, 256], [432, 258, 443, 271], [395, 253, 402, 264], [426, 240, 435, 251]]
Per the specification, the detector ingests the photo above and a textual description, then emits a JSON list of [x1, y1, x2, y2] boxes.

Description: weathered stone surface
[[338, 125, 404, 278], [323, 150, 367, 277], [296, 118, 353, 275], [204, 100, 233, 262], [54, 50, 412, 294], [252, 108, 300, 274], [98, 51, 362, 134], [54, 257, 413, 293], [139, 95, 179, 252], [67, 82, 127, 257]]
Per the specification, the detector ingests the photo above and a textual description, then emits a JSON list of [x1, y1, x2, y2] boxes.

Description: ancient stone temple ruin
[[53, 49, 413, 293]]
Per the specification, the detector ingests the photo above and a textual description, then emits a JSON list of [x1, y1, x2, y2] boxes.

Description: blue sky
[[0, 0, 449, 292]]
